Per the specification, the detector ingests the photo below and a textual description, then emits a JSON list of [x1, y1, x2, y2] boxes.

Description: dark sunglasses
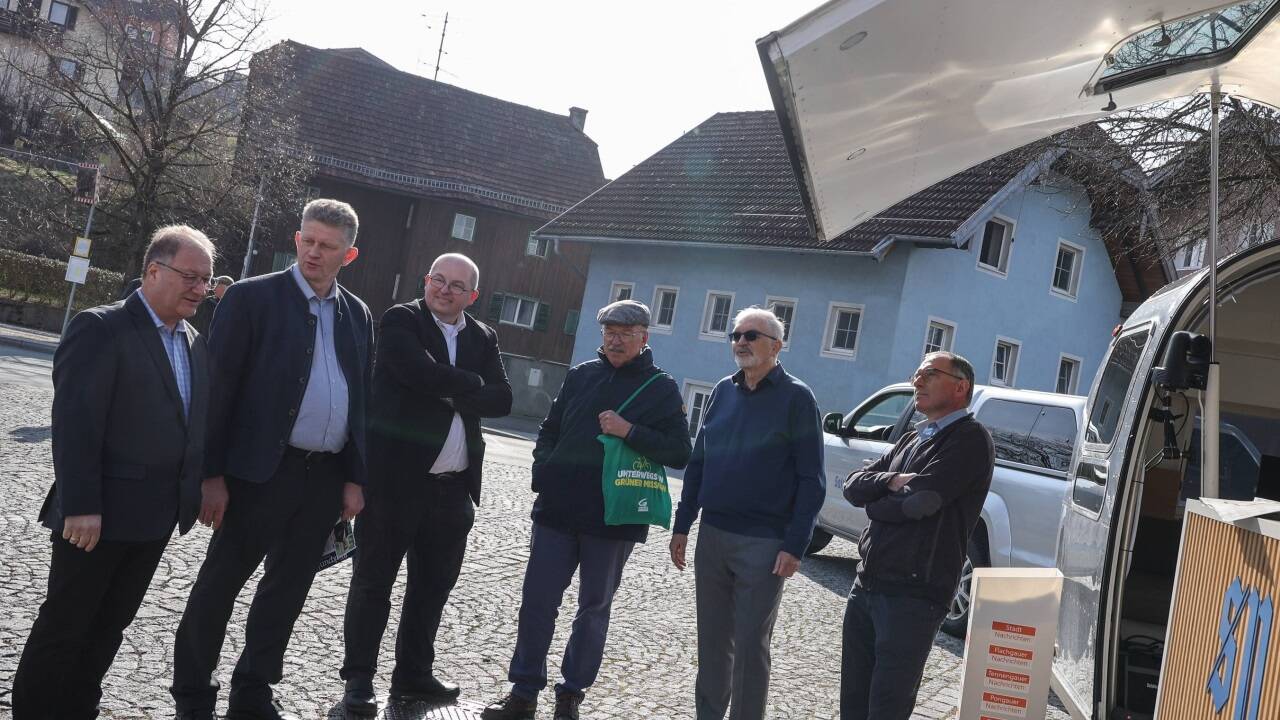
[[729, 330, 778, 343]]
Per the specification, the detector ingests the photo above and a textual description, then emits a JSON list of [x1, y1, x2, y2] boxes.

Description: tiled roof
[[258, 41, 606, 219], [536, 111, 1034, 253]]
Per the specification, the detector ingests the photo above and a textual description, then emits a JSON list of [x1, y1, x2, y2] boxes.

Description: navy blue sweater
[[673, 364, 825, 557]]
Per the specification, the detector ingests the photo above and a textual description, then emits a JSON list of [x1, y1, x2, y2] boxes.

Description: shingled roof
[[256, 41, 606, 220], [536, 111, 1039, 253]]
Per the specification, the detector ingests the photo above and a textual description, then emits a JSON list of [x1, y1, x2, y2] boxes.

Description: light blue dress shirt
[[137, 290, 191, 418], [916, 407, 971, 440], [288, 264, 350, 452]]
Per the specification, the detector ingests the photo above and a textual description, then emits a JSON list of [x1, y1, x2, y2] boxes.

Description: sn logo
[[637, 498, 649, 513], [1207, 577, 1274, 720]]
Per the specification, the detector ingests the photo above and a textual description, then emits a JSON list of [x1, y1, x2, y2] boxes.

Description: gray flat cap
[[597, 299, 650, 327]]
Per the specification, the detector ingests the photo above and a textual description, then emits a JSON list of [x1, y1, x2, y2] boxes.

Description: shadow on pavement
[[326, 698, 486, 719], [9, 426, 50, 443], [797, 553, 858, 598]]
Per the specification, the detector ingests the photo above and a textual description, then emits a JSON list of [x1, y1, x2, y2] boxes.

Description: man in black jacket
[[840, 351, 994, 720], [170, 199, 374, 720], [13, 226, 214, 719], [482, 300, 692, 720], [341, 253, 513, 715]]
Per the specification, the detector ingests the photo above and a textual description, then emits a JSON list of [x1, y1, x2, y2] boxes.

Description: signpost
[[60, 164, 99, 335]]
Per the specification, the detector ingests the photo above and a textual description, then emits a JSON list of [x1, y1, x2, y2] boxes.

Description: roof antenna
[[1153, 24, 1173, 49], [1102, 93, 1117, 112]]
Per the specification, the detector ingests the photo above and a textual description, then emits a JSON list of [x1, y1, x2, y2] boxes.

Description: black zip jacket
[[532, 346, 692, 543], [843, 414, 994, 606]]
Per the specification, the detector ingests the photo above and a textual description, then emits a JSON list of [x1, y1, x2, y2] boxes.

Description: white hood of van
[[759, 0, 1280, 242]]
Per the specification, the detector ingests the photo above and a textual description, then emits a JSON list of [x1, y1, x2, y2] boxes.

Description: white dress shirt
[[429, 311, 470, 475]]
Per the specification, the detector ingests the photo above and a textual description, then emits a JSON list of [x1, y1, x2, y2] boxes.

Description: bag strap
[[616, 372, 667, 413]]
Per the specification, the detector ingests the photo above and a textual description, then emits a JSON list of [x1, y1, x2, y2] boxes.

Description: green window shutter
[[487, 292, 504, 322], [534, 302, 551, 332], [563, 309, 580, 335]]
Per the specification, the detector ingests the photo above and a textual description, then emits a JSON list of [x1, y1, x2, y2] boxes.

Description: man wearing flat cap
[[482, 299, 692, 720]]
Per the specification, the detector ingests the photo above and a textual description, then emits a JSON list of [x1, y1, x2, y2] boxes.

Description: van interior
[[1110, 268, 1280, 717]]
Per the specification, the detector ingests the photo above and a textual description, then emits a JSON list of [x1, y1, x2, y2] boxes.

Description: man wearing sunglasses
[[341, 253, 512, 715], [839, 351, 994, 720], [669, 306, 825, 720], [13, 226, 214, 718]]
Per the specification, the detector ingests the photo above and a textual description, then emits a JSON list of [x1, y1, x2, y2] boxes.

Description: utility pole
[[434, 12, 448, 81], [241, 175, 266, 280]]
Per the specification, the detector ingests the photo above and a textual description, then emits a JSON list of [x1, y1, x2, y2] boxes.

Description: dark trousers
[[840, 584, 948, 720], [12, 531, 169, 719], [507, 522, 634, 699], [342, 472, 475, 686], [170, 450, 345, 713]]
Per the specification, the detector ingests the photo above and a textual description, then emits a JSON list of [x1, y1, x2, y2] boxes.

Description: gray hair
[[597, 299, 650, 327], [925, 350, 976, 401], [430, 252, 480, 290], [302, 198, 359, 245], [141, 225, 216, 276], [214, 275, 234, 287], [734, 306, 785, 341]]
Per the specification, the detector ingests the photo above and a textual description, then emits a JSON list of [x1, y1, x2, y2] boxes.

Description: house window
[[52, 57, 79, 80], [609, 282, 634, 302], [563, 309, 580, 335], [821, 302, 863, 359], [1056, 354, 1082, 395], [526, 234, 551, 258], [142, 27, 155, 43], [766, 296, 796, 347], [651, 286, 678, 333], [125, 24, 138, 38], [47, 0, 77, 29], [500, 295, 540, 329], [451, 213, 475, 241], [1051, 240, 1085, 299], [271, 251, 296, 272], [977, 217, 1013, 275], [923, 317, 956, 355], [700, 291, 734, 339], [1175, 238, 1206, 270], [991, 338, 1022, 386], [684, 381, 715, 437]]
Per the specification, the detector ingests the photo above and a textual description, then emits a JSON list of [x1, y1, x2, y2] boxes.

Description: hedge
[[0, 247, 124, 309]]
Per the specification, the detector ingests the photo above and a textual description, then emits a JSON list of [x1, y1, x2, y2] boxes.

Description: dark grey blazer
[[40, 292, 210, 542]]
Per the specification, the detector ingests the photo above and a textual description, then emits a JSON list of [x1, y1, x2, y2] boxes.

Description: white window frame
[[499, 294, 540, 330], [922, 316, 957, 356], [975, 215, 1015, 277], [650, 285, 679, 335], [1056, 352, 1083, 395], [765, 295, 797, 350], [451, 213, 476, 242], [820, 302, 864, 360], [609, 281, 635, 303], [54, 57, 78, 79], [1049, 238, 1086, 301], [699, 290, 735, 341], [990, 336, 1023, 387], [683, 379, 716, 437], [526, 234, 551, 258], [1174, 238, 1206, 271]]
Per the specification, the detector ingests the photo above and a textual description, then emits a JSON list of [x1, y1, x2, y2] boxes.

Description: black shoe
[[480, 692, 537, 720], [343, 678, 377, 716], [553, 690, 584, 720], [224, 699, 300, 720], [175, 712, 216, 720], [388, 675, 461, 703]]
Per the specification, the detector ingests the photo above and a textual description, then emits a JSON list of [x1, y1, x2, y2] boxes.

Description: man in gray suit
[[11, 226, 215, 719]]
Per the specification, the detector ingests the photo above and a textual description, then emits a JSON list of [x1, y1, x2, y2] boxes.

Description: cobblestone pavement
[[0, 380, 1071, 719]]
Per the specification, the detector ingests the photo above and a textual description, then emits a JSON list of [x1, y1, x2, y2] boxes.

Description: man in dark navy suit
[[170, 199, 374, 720], [341, 253, 512, 715], [12, 226, 215, 719]]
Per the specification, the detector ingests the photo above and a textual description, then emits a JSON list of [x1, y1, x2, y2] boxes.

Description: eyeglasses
[[910, 367, 966, 384], [600, 329, 644, 341], [154, 261, 211, 288], [729, 330, 778, 343], [428, 274, 472, 295]]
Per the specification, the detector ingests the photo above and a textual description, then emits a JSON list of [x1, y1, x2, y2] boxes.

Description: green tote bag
[[598, 372, 672, 528]]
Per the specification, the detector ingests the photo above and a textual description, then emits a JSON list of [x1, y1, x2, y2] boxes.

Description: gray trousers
[[693, 523, 787, 720]]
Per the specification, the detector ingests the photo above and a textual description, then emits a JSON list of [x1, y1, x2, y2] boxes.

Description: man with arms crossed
[[342, 253, 512, 714], [840, 351, 994, 720], [669, 306, 825, 720], [171, 199, 374, 720], [12, 226, 214, 718]]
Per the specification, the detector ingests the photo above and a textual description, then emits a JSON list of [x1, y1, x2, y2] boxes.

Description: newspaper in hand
[[318, 517, 356, 571]]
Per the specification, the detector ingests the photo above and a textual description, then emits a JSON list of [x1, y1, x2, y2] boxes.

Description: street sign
[[75, 164, 99, 205], [65, 255, 90, 285], [72, 236, 91, 258]]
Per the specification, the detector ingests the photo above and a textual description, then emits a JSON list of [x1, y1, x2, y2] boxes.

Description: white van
[[813, 383, 1086, 637]]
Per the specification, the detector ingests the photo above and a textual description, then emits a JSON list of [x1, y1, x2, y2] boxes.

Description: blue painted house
[[534, 112, 1169, 429]]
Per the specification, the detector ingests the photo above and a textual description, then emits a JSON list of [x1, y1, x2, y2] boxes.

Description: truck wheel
[[805, 528, 834, 556], [941, 533, 989, 639]]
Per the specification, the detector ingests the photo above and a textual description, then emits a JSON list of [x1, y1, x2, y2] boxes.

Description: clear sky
[[259, 0, 806, 179]]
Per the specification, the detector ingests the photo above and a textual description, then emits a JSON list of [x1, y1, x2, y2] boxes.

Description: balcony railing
[[0, 8, 64, 43]]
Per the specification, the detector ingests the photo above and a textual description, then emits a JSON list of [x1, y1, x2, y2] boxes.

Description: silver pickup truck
[[811, 382, 1087, 637]]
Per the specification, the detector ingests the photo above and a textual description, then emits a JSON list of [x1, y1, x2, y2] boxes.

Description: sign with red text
[[958, 568, 1063, 720]]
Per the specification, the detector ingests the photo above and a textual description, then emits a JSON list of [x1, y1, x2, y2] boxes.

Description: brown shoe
[[480, 692, 537, 720], [554, 690, 584, 720]]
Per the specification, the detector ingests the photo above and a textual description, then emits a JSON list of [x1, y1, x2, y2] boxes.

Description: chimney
[[569, 106, 588, 132]]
